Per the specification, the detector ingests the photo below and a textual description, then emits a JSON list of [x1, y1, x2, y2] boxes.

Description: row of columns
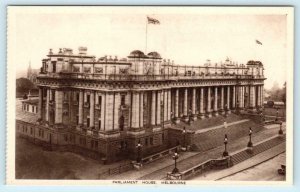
[[38, 84, 264, 129]]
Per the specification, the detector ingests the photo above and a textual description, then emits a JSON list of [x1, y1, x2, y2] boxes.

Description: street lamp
[[172, 148, 179, 174], [182, 127, 187, 151], [279, 122, 283, 135], [247, 127, 253, 148], [276, 107, 279, 121], [223, 134, 229, 157], [136, 140, 143, 163]]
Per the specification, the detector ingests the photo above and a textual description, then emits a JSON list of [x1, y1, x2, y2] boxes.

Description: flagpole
[[145, 17, 148, 54]]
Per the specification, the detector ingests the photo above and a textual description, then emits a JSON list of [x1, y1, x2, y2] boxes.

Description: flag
[[147, 16, 160, 24], [256, 39, 262, 45]]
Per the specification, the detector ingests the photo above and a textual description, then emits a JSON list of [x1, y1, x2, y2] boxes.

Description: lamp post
[[172, 148, 179, 174], [136, 140, 143, 164], [247, 127, 253, 148], [182, 127, 187, 151], [223, 134, 229, 157], [279, 122, 283, 135]]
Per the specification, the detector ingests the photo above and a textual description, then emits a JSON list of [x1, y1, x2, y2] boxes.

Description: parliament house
[[16, 47, 265, 163]]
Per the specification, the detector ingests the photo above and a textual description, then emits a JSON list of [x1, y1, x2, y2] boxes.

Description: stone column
[[174, 89, 180, 124], [38, 88, 43, 120], [232, 86, 236, 109], [164, 90, 168, 124], [78, 90, 84, 125], [139, 92, 144, 128], [100, 93, 105, 130], [192, 88, 197, 120], [238, 86, 243, 109], [220, 86, 224, 114], [132, 92, 140, 128], [167, 89, 171, 121], [227, 86, 231, 114], [241, 86, 245, 109], [261, 85, 264, 107], [105, 93, 114, 130], [199, 87, 205, 119], [89, 91, 95, 127], [183, 88, 189, 122], [249, 85, 256, 111], [114, 93, 120, 130], [151, 91, 156, 126], [207, 87, 212, 118], [46, 89, 50, 122], [257, 86, 261, 107], [213, 87, 218, 116], [55, 90, 63, 124], [156, 91, 161, 125]]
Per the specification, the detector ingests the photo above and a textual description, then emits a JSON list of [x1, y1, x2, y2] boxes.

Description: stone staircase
[[191, 120, 265, 152], [231, 136, 285, 165]]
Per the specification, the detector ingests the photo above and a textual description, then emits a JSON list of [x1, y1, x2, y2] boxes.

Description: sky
[[9, 7, 290, 89]]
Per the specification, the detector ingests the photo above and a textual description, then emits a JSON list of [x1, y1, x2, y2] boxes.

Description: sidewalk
[[192, 142, 286, 180], [107, 124, 286, 180]]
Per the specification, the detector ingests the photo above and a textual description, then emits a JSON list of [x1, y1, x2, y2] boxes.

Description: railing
[[98, 162, 133, 179], [141, 145, 179, 164], [168, 156, 232, 180], [38, 72, 264, 81]]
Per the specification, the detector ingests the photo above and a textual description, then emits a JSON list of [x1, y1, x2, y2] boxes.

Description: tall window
[[87, 117, 90, 127], [98, 95, 102, 109], [121, 95, 126, 106], [87, 94, 90, 103], [52, 61, 56, 73]]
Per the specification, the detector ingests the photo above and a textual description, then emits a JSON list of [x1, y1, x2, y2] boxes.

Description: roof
[[147, 51, 162, 59], [22, 98, 39, 105], [16, 100, 39, 124], [128, 50, 147, 58]]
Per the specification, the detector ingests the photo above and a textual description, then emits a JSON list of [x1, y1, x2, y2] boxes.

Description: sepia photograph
[[6, 6, 294, 185]]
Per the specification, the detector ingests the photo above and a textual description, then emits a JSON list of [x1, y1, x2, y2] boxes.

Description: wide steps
[[193, 120, 264, 152], [231, 136, 285, 165]]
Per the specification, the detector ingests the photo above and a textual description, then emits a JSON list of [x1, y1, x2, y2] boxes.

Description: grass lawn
[[15, 137, 127, 179]]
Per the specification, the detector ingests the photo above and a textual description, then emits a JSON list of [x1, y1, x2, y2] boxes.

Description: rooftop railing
[[38, 72, 264, 81]]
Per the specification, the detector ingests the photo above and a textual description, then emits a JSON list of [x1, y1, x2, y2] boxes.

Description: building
[[22, 98, 39, 114], [16, 47, 265, 163]]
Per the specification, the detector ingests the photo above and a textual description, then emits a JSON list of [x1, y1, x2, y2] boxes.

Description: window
[[30, 127, 33, 135], [64, 92, 68, 100], [87, 94, 90, 103], [32, 106, 34, 112], [64, 134, 68, 142], [145, 138, 148, 146], [98, 96, 102, 105], [52, 61, 56, 73], [87, 118, 90, 127], [150, 137, 153, 145], [26, 105, 29, 111], [121, 95, 126, 106]]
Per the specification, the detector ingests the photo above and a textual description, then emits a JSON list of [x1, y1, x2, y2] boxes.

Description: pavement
[[192, 142, 286, 180], [108, 122, 286, 180]]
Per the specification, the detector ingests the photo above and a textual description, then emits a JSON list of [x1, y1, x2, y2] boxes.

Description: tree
[[16, 78, 37, 97]]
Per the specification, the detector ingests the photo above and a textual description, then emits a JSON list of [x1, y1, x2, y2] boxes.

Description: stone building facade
[[16, 47, 265, 163]]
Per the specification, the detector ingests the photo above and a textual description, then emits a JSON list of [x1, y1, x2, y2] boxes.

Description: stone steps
[[192, 120, 264, 152], [231, 136, 285, 165]]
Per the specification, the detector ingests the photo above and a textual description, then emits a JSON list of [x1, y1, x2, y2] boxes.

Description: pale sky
[[10, 7, 290, 89]]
